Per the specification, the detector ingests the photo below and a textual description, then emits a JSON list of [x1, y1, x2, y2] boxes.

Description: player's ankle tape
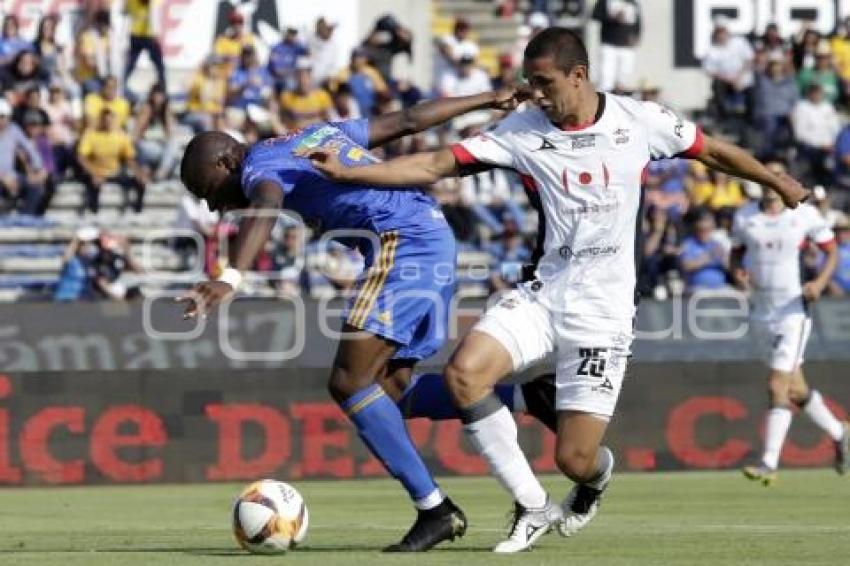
[[459, 393, 503, 425]]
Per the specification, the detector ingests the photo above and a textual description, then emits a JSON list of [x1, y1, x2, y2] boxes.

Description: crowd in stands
[[2, 2, 850, 303]]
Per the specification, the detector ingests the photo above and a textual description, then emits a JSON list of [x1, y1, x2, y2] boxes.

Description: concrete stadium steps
[[0, 247, 184, 274]]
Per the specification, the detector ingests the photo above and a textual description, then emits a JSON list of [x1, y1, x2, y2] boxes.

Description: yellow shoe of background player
[[742, 465, 778, 487]]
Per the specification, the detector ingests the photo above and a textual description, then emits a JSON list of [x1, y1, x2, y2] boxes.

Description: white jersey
[[732, 202, 835, 317], [452, 93, 702, 322]]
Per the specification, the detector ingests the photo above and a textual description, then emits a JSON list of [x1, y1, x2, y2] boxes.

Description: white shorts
[[474, 288, 633, 417], [751, 313, 812, 373]]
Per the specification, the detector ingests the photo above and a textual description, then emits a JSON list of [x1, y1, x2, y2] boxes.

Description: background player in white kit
[[310, 28, 809, 553], [731, 161, 849, 486]]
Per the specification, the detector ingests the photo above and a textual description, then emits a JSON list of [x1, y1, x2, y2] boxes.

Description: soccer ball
[[232, 479, 309, 554]]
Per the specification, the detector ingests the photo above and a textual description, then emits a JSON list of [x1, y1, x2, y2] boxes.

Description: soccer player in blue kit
[[177, 89, 557, 552]]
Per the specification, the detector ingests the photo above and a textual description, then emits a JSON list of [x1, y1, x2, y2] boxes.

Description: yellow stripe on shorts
[[347, 231, 399, 329]]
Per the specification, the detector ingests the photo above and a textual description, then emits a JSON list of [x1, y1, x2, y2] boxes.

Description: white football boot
[[558, 482, 607, 537], [493, 499, 563, 553]]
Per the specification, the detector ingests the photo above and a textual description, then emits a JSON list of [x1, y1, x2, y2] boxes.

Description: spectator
[[362, 14, 413, 82], [797, 41, 840, 104], [91, 231, 141, 300], [33, 14, 70, 86], [0, 99, 46, 215], [679, 211, 729, 291], [754, 22, 788, 54], [280, 58, 332, 129], [271, 225, 307, 297], [706, 170, 745, 211], [43, 83, 80, 179], [791, 83, 840, 186], [646, 159, 690, 217], [811, 185, 849, 229], [0, 15, 31, 66], [828, 220, 850, 295], [14, 88, 56, 215], [73, 9, 113, 94], [84, 76, 131, 128], [832, 120, 850, 191], [752, 50, 797, 159], [77, 108, 145, 216], [491, 53, 519, 91], [308, 17, 343, 87], [334, 48, 388, 116], [0, 50, 50, 105], [488, 219, 530, 292], [124, 0, 168, 93], [311, 240, 361, 296], [132, 83, 181, 182], [433, 176, 476, 243], [830, 17, 850, 98], [174, 193, 218, 271], [438, 54, 492, 99], [183, 56, 227, 133], [54, 226, 98, 301], [702, 17, 755, 119], [227, 45, 274, 110], [327, 82, 361, 121], [268, 26, 307, 93], [592, 0, 642, 92], [791, 25, 820, 71], [639, 206, 680, 299], [213, 10, 256, 73], [435, 18, 479, 90]]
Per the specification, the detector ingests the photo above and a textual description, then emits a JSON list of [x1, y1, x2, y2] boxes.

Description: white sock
[[414, 488, 445, 511], [802, 391, 845, 441], [587, 446, 614, 489], [762, 406, 793, 470], [464, 406, 547, 508], [512, 385, 527, 413]]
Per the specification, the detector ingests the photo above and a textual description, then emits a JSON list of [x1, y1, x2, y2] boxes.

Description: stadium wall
[[0, 362, 847, 486]]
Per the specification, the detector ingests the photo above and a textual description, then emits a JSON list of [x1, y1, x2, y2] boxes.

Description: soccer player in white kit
[[310, 28, 810, 552], [731, 162, 849, 486]]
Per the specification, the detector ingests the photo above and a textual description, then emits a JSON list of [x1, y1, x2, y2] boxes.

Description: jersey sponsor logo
[[559, 202, 620, 217], [570, 134, 596, 150], [535, 136, 557, 151], [559, 245, 621, 260], [613, 127, 630, 144]]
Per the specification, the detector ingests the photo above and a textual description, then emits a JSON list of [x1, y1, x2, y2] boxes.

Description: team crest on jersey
[[570, 134, 595, 150]]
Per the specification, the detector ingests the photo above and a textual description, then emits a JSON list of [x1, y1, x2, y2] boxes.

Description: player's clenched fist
[[774, 172, 810, 209], [490, 84, 532, 111], [176, 280, 234, 319]]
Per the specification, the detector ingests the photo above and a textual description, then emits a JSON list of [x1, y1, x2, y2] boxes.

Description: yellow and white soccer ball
[[232, 479, 309, 554]]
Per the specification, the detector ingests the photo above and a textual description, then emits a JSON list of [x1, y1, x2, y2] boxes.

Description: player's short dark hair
[[180, 131, 238, 198], [524, 27, 589, 74]]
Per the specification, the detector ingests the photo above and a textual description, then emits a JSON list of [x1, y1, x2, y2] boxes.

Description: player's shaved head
[[180, 131, 249, 211], [524, 27, 588, 75]]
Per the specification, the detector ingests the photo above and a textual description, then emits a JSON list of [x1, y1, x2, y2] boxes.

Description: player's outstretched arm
[[178, 182, 283, 319], [693, 135, 809, 208], [366, 86, 529, 148], [310, 147, 459, 187]]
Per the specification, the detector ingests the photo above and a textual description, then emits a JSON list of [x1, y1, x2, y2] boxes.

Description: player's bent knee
[[327, 367, 374, 404], [555, 445, 597, 482]]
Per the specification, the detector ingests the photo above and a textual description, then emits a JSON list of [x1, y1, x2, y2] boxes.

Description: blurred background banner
[[0, 363, 846, 486], [2, 298, 850, 372]]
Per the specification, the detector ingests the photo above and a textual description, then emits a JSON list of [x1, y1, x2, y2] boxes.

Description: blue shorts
[[343, 222, 456, 361]]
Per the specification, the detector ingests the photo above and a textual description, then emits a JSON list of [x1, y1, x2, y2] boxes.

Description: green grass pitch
[[1, 470, 848, 565]]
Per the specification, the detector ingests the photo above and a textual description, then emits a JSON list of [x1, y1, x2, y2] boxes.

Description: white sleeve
[[803, 205, 835, 247], [636, 100, 704, 160], [450, 115, 520, 169]]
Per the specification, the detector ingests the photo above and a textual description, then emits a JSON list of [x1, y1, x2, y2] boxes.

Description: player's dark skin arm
[[366, 88, 529, 148], [803, 243, 839, 301], [178, 181, 283, 319], [730, 245, 749, 291], [694, 136, 809, 208]]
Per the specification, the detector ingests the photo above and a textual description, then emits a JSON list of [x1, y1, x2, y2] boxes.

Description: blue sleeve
[[837, 129, 850, 156], [242, 151, 300, 198], [678, 239, 697, 261], [330, 118, 370, 148]]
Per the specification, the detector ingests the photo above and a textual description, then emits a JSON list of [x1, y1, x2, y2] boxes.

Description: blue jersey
[[241, 119, 440, 238]]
